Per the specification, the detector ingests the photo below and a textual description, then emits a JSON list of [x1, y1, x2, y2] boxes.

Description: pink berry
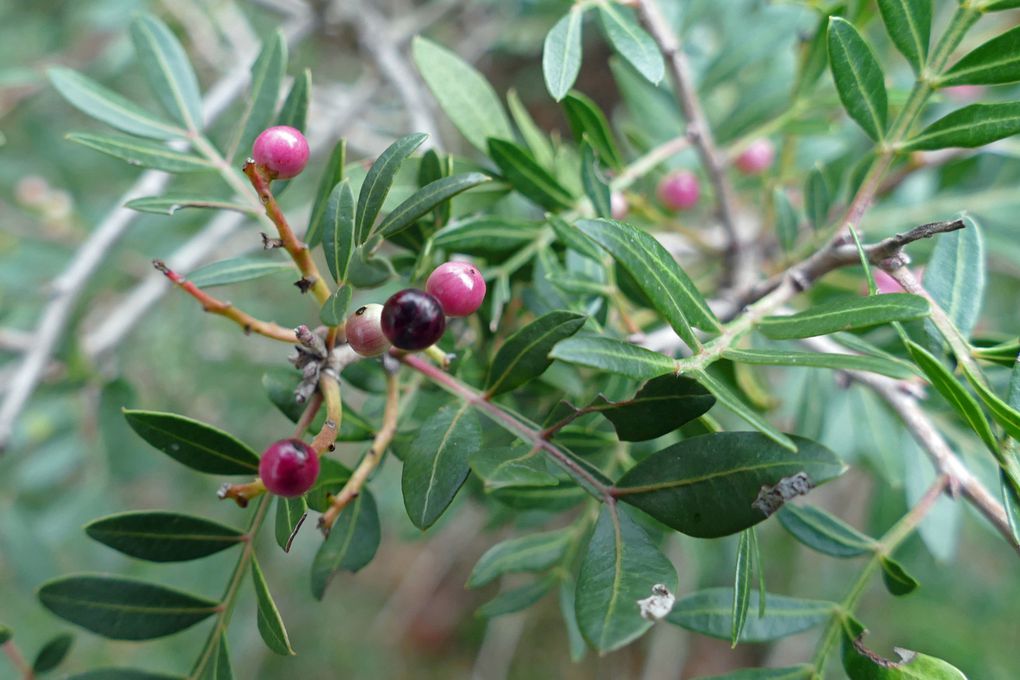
[[735, 139, 775, 175], [610, 191, 629, 220], [259, 438, 319, 497], [346, 304, 390, 357], [943, 85, 985, 103], [426, 261, 487, 317], [657, 170, 700, 210], [252, 126, 309, 179]]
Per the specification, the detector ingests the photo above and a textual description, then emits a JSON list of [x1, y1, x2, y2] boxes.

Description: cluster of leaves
[[12, 1, 1020, 679]]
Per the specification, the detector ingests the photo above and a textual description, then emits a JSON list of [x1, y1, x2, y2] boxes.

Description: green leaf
[[200, 637, 232, 680], [1002, 471, 1020, 546], [777, 504, 876, 557], [123, 409, 260, 475], [68, 133, 213, 173], [549, 214, 602, 261], [827, 17, 888, 140], [33, 633, 73, 673], [469, 446, 559, 491], [543, 9, 584, 101], [842, 628, 967, 680], [905, 340, 998, 453], [231, 31, 286, 161], [773, 188, 800, 252], [880, 556, 920, 596], [549, 335, 676, 380], [378, 173, 492, 239], [275, 69, 310, 130], [84, 512, 244, 562], [559, 579, 587, 663], [412, 37, 514, 152], [323, 179, 356, 284], [731, 531, 752, 646], [963, 366, 1020, 441], [187, 257, 295, 289], [668, 589, 836, 642], [940, 24, 1020, 87], [757, 294, 929, 340], [615, 432, 846, 537], [586, 374, 715, 441], [467, 528, 572, 588], [507, 89, 556, 169], [485, 311, 587, 396], [488, 139, 574, 211], [581, 142, 612, 219], [402, 403, 481, 530], [984, 0, 1020, 9], [319, 285, 353, 327], [37, 575, 218, 640], [251, 558, 294, 655], [805, 167, 831, 230], [576, 218, 720, 347], [902, 102, 1020, 150], [694, 372, 797, 450], [124, 196, 253, 216], [722, 348, 914, 379], [275, 496, 307, 553], [432, 216, 540, 256], [311, 490, 381, 599], [596, 4, 664, 85], [697, 666, 815, 680], [69, 670, 182, 680], [305, 140, 346, 247], [48, 68, 183, 140], [355, 133, 428, 243], [876, 0, 931, 74], [261, 372, 374, 442], [0, 624, 10, 644], [130, 14, 203, 132], [562, 92, 623, 169], [924, 215, 984, 338], [305, 459, 353, 513], [575, 505, 678, 653], [477, 579, 553, 618]]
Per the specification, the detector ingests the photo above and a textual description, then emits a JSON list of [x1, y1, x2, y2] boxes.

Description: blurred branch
[[1, 638, 32, 680]]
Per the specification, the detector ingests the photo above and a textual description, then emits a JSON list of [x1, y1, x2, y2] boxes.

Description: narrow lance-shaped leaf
[[923, 215, 984, 338], [319, 285, 353, 327], [488, 139, 575, 211], [477, 579, 554, 618], [550, 335, 676, 381], [876, 0, 931, 74], [275, 69, 310, 131], [507, 89, 556, 169], [433, 216, 540, 256], [731, 530, 752, 646], [963, 364, 1020, 441], [230, 31, 286, 161], [123, 409, 260, 475], [275, 496, 307, 553], [614, 432, 846, 537], [467, 528, 572, 588], [485, 311, 587, 396], [580, 141, 612, 219], [85, 512, 244, 562], [805, 167, 830, 231], [596, 4, 664, 85], [201, 637, 233, 680], [722, 348, 914, 380], [777, 504, 876, 557], [355, 133, 428, 242], [130, 14, 204, 132], [68, 133, 214, 173], [940, 25, 1020, 87], [125, 196, 254, 216], [311, 490, 381, 599], [773, 188, 800, 252], [668, 589, 836, 642], [187, 257, 295, 289], [827, 17, 888, 141], [378, 172, 492, 238], [584, 374, 715, 441], [543, 8, 584, 101], [902, 102, 1020, 151], [575, 505, 678, 653], [251, 557, 295, 655], [696, 666, 815, 679], [32, 634, 73, 674], [562, 92, 623, 169], [694, 371, 796, 450], [323, 179, 356, 284], [37, 575, 219, 640], [47, 68, 183, 140], [757, 293, 929, 340], [70, 669, 184, 680], [305, 139, 346, 246]]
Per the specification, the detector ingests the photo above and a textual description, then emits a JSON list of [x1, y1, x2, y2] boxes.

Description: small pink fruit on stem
[[657, 170, 700, 210], [259, 438, 320, 497], [426, 261, 487, 317], [735, 139, 775, 175], [252, 125, 310, 179]]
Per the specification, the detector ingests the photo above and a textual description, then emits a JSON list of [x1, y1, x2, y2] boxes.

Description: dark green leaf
[[69, 670, 182, 680], [549, 335, 676, 380], [199, 637, 232, 680], [668, 589, 836, 642], [1002, 471, 1020, 546], [305, 140, 346, 246], [805, 167, 830, 230], [477, 579, 553, 618], [577, 218, 720, 347], [356, 133, 428, 242], [311, 490, 381, 599], [319, 285, 353, 327], [130, 14, 203, 131], [575, 505, 678, 653], [485, 311, 587, 396], [275, 496, 307, 553], [187, 257, 295, 289], [580, 142, 612, 219], [433, 216, 540, 257], [963, 365, 1020, 440], [0, 624, 10, 644], [378, 172, 492, 238], [773, 188, 800, 252], [940, 25, 1020, 87], [402, 403, 481, 529], [37, 575, 218, 640], [924, 215, 984, 338], [412, 37, 514, 152], [903, 102, 1020, 150], [251, 557, 294, 655], [587, 374, 714, 441], [596, 4, 664, 85], [559, 579, 587, 663], [842, 628, 967, 680], [84, 512, 244, 562], [68, 133, 213, 173], [467, 528, 572, 588], [543, 9, 584, 101], [549, 215, 602, 261], [488, 139, 574, 211], [323, 179, 356, 284], [694, 372, 796, 450], [48, 68, 183, 139], [984, 0, 1020, 9], [261, 372, 374, 441], [345, 246, 394, 288], [615, 432, 846, 538], [125, 196, 253, 216], [123, 410, 260, 475], [778, 504, 876, 557], [231, 31, 286, 161], [880, 556, 920, 596], [722, 348, 914, 379], [305, 459, 353, 513], [562, 92, 623, 169], [469, 446, 559, 491], [757, 294, 929, 339], [827, 17, 888, 140], [32, 633, 73, 673], [731, 531, 752, 646], [275, 69, 310, 130], [697, 665, 815, 680], [876, 0, 931, 74], [507, 89, 556, 169]]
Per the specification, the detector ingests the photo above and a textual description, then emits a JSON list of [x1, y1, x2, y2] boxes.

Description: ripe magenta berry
[[610, 190, 629, 220], [657, 170, 700, 210], [735, 139, 775, 175], [381, 289, 446, 350], [346, 304, 390, 357], [426, 261, 486, 317], [259, 438, 319, 497], [252, 125, 309, 179]]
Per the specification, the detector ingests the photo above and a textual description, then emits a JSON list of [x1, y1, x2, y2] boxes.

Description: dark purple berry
[[380, 289, 446, 350], [259, 438, 319, 497]]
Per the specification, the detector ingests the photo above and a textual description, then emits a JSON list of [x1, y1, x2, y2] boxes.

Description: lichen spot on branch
[[752, 472, 813, 517]]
